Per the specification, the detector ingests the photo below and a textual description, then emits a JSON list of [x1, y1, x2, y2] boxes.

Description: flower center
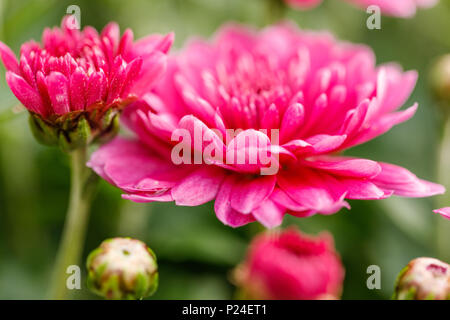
[[214, 54, 292, 130]]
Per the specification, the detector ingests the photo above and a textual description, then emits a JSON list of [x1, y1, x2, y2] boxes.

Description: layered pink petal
[[230, 175, 276, 214], [252, 199, 285, 228], [87, 137, 189, 194], [0, 42, 20, 73], [214, 175, 257, 227], [372, 162, 445, 197], [433, 207, 450, 220], [171, 166, 226, 206], [46, 72, 70, 115], [277, 167, 349, 214], [304, 157, 381, 178], [90, 22, 443, 228], [5, 72, 45, 115]]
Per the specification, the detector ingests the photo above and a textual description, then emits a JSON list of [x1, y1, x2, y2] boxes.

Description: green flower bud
[[393, 257, 450, 300], [430, 54, 450, 112], [86, 237, 158, 300]]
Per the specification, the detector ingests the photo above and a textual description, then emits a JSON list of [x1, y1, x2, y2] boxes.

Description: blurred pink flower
[[433, 207, 450, 220], [89, 23, 444, 228], [346, 0, 438, 17], [0, 17, 173, 122], [285, 0, 322, 9], [285, 0, 438, 18], [233, 228, 344, 300]]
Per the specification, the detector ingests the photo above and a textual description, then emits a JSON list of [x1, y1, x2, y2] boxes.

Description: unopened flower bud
[[394, 257, 450, 300], [233, 227, 344, 300], [0, 17, 173, 152], [86, 237, 158, 300], [431, 54, 450, 111]]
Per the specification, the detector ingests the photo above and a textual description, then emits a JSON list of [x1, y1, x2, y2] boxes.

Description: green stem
[[436, 115, 450, 262], [48, 147, 98, 299]]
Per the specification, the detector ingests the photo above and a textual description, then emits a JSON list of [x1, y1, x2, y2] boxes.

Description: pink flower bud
[[234, 228, 345, 300]]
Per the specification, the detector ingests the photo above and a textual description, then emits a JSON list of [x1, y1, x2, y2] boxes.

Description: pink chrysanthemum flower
[[233, 228, 344, 300], [0, 17, 173, 149], [433, 207, 450, 220], [89, 23, 444, 228], [285, 0, 438, 18]]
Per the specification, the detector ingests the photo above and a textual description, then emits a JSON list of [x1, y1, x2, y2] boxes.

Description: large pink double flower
[[89, 23, 444, 228], [234, 228, 344, 299], [287, 0, 438, 18]]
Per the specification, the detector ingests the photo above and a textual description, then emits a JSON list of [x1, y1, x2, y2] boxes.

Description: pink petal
[[230, 175, 276, 214], [5, 71, 45, 115], [373, 162, 445, 197], [334, 179, 392, 200], [277, 167, 348, 214], [271, 188, 309, 212], [46, 71, 70, 115], [86, 70, 107, 107], [121, 57, 143, 96], [171, 166, 226, 206], [260, 103, 280, 130], [69, 67, 87, 111], [280, 103, 305, 142], [225, 129, 278, 173], [133, 32, 174, 56], [252, 199, 285, 228], [176, 114, 226, 161], [0, 42, 20, 73], [303, 134, 347, 155], [118, 28, 134, 58], [346, 104, 418, 148], [433, 208, 450, 220], [88, 137, 187, 192], [304, 157, 381, 178], [214, 175, 256, 227], [122, 192, 173, 203], [180, 88, 216, 125], [107, 56, 127, 103], [339, 99, 370, 137], [131, 51, 167, 95], [101, 22, 120, 51], [377, 67, 417, 114]]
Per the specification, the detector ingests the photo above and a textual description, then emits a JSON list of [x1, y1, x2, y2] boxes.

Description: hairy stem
[[48, 147, 98, 299]]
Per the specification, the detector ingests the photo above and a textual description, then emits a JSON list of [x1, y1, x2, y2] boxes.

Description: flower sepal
[[28, 107, 121, 152]]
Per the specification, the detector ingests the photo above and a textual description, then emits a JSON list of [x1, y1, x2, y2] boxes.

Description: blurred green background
[[0, 0, 450, 299]]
